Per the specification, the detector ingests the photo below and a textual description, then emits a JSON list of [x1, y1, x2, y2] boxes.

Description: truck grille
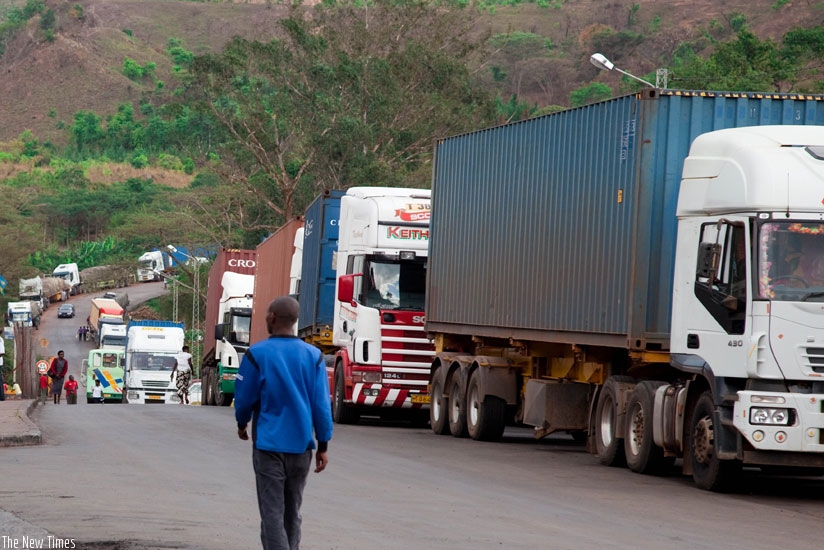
[[380, 323, 434, 387], [803, 347, 824, 373], [141, 380, 171, 388]]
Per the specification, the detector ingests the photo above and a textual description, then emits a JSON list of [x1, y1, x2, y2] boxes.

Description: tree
[[186, 0, 497, 232], [569, 82, 612, 107]]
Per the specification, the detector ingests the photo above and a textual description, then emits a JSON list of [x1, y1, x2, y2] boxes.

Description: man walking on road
[[234, 296, 333, 550]]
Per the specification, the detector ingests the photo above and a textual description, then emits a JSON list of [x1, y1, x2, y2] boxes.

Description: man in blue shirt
[[235, 296, 333, 550]]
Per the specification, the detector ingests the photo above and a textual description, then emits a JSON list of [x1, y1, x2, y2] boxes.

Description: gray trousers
[[253, 448, 312, 550]]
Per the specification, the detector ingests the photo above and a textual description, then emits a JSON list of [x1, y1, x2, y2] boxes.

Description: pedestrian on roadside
[[234, 296, 333, 550], [77, 326, 83, 341], [91, 378, 104, 404], [39, 371, 49, 405], [83, 326, 89, 342], [170, 345, 193, 405], [48, 350, 68, 405], [64, 375, 78, 405]]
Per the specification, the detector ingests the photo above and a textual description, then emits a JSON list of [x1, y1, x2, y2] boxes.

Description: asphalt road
[[3, 283, 824, 549]]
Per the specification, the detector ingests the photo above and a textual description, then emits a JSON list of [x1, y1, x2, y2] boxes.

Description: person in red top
[[39, 372, 49, 405], [64, 374, 79, 405], [48, 351, 68, 404]]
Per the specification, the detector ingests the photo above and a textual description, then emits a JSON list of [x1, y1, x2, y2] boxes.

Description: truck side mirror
[[214, 324, 225, 341], [338, 273, 362, 304], [696, 242, 722, 280]]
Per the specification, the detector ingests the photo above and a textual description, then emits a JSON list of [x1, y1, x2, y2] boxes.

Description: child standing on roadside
[[39, 372, 49, 405], [64, 375, 78, 405]]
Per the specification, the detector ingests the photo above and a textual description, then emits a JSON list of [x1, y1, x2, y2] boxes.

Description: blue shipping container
[[298, 190, 345, 338], [426, 89, 824, 351]]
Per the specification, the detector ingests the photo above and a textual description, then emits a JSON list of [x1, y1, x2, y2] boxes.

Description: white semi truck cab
[[211, 271, 254, 403], [137, 251, 168, 282], [124, 320, 185, 404], [52, 263, 80, 294], [100, 324, 128, 350], [331, 187, 435, 423], [660, 126, 824, 485]]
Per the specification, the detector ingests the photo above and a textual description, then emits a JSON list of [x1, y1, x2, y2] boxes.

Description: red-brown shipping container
[[251, 218, 304, 345], [203, 248, 257, 357]]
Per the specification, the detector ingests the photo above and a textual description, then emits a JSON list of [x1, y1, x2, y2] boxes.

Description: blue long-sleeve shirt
[[234, 335, 333, 454]]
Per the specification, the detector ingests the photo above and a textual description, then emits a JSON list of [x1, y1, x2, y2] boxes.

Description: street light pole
[[590, 53, 660, 88], [167, 245, 202, 378]]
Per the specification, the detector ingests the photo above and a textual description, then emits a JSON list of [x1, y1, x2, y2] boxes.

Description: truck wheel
[[690, 391, 740, 491], [466, 370, 506, 441], [429, 369, 449, 436], [214, 376, 232, 407], [202, 369, 215, 406], [624, 381, 673, 475], [594, 375, 634, 467], [333, 366, 360, 424], [448, 375, 468, 438]]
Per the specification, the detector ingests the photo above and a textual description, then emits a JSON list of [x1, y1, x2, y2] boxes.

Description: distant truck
[[200, 248, 256, 407], [41, 276, 71, 303], [99, 324, 127, 350], [6, 301, 42, 329], [123, 320, 185, 404], [330, 187, 434, 423], [79, 265, 132, 291], [89, 298, 125, 345], [52, 263, 81, 294], [136, 250, 171, 282], [83, 348, 126, 403], [18, 276, 48, 310], [103, 291, 130, 310]]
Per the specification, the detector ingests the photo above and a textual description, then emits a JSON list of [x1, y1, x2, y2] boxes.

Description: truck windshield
[[129, 352, 177, 371], [102, 336, 127, 347], [759, 221, 824, 301], [363, 258, 427, 310], [230, 315, 251, 346]]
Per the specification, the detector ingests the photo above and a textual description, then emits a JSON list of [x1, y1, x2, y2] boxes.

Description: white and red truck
[[329, 187, 434, 423]]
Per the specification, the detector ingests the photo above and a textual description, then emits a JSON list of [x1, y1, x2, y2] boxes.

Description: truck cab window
[[694, 222, 747, 335], [361, 257, 426, 310], [759, 221, 824, 301]]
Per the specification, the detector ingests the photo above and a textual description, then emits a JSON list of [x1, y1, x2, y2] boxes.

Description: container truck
[[251, 218, 304, 345], [123, 320, 185, 404], [52, 263, 80, 294], [200, 248, 257, 407], [296, 190, 345, 353], [331, 187, 434, 423], [136, 250, 170, 282], [83, 348, 125, 402], [41, 276, 71, 303], [88, 298, 125, 345], [426, 88, 824, 491]]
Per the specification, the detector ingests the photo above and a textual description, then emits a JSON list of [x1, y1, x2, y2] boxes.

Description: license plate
[[411, 394, 430, 404], [147, 395, 162, 400]]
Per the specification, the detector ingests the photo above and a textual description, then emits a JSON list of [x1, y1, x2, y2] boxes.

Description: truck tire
[[624, 381, 674, 475], [429, 368, 450, 436], [448, 375, 468, 438], [202, 369, 215, 406], [333, 365, 360, 424], [690, 391, 741, 491], [466, 369, 506, 441], [594, 375, 634, 467], [214, 374, 232, 407]]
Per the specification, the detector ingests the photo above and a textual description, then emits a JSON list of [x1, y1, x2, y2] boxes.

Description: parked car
[[57, 304, 75, 318], [188, 379, 201, 406]]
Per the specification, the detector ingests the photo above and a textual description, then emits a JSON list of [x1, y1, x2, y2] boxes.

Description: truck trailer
[[89, 298, 125, 345], [200, 248, 257, 407], [251, 218, 304, 345], [331, 187, 434, 423], [123, 320, 185, 404], [19, 277, 47, 310], [426, 89, 824, 491]]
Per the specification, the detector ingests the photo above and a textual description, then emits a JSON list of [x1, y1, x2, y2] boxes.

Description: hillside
[[2, 0, 824, 145]]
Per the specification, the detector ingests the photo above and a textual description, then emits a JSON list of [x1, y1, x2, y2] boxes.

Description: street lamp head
[[167, 245, 178, 253], [590, 53, 614, 72]]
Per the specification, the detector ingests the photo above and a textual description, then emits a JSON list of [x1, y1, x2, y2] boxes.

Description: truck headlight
[[750, 407, 793, 426], [128, 392, 139, 400]]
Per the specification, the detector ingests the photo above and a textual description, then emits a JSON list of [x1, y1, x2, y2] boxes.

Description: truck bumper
[[125, 389, 180, 404], [733, 391, 824, 453], [218, 367, 238, 394], [352, 383, 430, 409]]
